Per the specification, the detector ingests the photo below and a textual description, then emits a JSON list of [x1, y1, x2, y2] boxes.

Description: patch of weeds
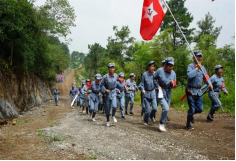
[[66, 135, 72, 139], [51, 133, 65, 142], [38, 131, 65, 143], [19, 156, 24, 159], [85, 155, 97, 160], [37, 130, 44, 136]]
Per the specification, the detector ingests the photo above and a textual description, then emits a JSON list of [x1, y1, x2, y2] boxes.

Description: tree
[[83, 43, 106, 78], [130, 41, 152, 84], [195, 35, 218, 75], [37, 0, 76, 38], [194, 12, 222, 43], [106, 26, 135, 67], [217, 44, 235, 78], [71, 51, 85, 64], [172, 45, 191, 85], [160, 0, 195, 49], [0, 0, 75, 83], [151, 29, 173, 66]]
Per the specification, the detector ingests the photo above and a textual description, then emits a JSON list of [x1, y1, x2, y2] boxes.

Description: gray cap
[[108, 62, 115, 68], [130, 73, 135, 77], [148, 60, 155, 66], [119, 72, 125, 77], [95, 74, 102, 80], [214, 65, 223, 70], [194, 50, 203, 56], [165, 57, 174, 65]]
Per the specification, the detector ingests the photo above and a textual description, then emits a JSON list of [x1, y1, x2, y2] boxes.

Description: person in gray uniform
[[201, 65, 228, 121], [154, 57, 176, 132], [139, 61, 157, 126], [101, 63, 118, 127]]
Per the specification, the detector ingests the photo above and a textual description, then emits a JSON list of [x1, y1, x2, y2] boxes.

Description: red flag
[[140, 0, 167, 40]]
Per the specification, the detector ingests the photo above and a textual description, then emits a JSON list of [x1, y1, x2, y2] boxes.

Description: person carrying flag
[[185, 50, 213, 130]]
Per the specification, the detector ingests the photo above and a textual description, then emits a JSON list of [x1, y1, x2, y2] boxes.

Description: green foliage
[[195, 35, 219, 76], [194, 12, 222, 43], [71, 51, 85, 69], [37, 130, 43, 136], [0, 0, 75, 83], [160, 0, 195, 48], [106, 26, 135, 67]]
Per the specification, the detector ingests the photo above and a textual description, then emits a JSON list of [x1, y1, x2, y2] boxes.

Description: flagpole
[[163, 0, 224, 112]]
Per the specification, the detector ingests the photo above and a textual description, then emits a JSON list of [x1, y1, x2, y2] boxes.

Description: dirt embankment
[[0, 71, 53, 120]]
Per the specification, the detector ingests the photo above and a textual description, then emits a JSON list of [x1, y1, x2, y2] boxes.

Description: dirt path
[[0, 70, 235, 160], [0, 69, 84, 160]]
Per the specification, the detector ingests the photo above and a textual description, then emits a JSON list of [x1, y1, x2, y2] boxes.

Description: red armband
[[203, 74, 210, 83], [173, 81, 177, 88], [221, 83, 225, 90]]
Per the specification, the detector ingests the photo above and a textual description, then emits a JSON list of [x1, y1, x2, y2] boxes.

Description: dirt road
[[0, 70, 235, 160]]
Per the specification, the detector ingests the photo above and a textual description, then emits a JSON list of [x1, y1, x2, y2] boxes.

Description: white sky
[[35, 0, 235, 54]]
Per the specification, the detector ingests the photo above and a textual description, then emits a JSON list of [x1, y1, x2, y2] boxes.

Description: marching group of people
[[54, 50, 228, 132], [57, 73, 66, 83]]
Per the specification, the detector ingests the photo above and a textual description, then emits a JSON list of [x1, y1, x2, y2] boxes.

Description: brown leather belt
[[161, 86, 169, 89], [188, 85, 201, 89], [145, 88, 155, 92], [109, 87, 115, 90]]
